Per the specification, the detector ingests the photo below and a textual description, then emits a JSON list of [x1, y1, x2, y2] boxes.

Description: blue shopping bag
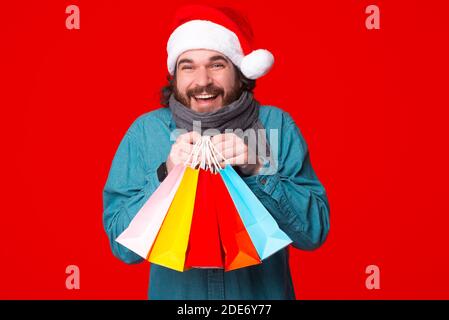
[[219, 165, 292, 259]]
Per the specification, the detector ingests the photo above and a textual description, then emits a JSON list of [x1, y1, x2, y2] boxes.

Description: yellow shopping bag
[[147, 167, 200, 271]]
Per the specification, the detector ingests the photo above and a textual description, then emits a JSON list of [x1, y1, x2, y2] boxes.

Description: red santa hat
[[166, 4, 274, 80]]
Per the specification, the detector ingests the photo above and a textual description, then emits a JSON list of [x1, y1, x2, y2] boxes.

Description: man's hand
[[166, 131, 201, 174], [211, 133, 261, 176]]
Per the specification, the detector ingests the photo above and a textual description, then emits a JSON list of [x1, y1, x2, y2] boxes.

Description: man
[[103, 4, 330, 300]]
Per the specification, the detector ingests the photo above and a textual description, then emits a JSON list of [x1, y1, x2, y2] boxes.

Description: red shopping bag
[[211, 171, 261, 271], [185, 169, 224, 268]]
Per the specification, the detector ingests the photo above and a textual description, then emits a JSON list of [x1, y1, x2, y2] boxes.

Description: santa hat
[[166, 4, 274, 80]]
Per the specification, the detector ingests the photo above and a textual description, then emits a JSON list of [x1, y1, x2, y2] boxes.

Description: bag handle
[[183, 136, 229, 173], [183, 138, 203, 167]]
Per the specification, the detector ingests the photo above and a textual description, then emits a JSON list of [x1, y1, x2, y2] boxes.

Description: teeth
[[195, 94, 215, 99]]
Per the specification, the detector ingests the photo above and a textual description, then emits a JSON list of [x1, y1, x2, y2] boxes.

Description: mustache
[[187, 85, 224, 97]]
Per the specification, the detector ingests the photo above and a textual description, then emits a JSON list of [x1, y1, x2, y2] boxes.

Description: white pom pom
[[240, 49, 274, 80]]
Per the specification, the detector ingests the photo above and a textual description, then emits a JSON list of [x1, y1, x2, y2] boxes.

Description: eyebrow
[[209, 55, 229, 64], [177, 58, 194, 67], [177, 55, 229, 68]]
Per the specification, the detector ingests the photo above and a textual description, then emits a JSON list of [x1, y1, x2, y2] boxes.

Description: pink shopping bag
[[115, 164, 186, 259]]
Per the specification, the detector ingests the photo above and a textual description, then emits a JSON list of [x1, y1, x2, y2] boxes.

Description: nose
[[194, 67, 213, 88]]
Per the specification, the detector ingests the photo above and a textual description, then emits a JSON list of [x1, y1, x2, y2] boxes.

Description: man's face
[[174, 49, 242, 112]]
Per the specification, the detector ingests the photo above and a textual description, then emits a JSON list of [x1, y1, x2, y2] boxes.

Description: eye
[[181, 65, 193, 70], [211, 63, 224, 69]]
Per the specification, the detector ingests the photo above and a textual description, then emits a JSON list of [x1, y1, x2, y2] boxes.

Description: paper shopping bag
[[185, 170, 224, 269], [211, 171, 261, 271], [219, 165, 292, 260], [148, 167, 200, 271], [115, 164, 186, 259]]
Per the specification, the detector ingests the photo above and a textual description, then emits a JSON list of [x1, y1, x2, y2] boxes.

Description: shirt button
[[260, 178, 267, 185]]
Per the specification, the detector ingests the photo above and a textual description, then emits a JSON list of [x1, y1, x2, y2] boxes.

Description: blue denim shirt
[[102, 105, 330, 300]]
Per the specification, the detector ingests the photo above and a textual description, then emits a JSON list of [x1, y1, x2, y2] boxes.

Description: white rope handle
[[183, 135, 230, 172], [208, 138, 229, 168], [199, 137, 207, 170], [203, 137, 213, 171], [204, 138, 221, 173], [191, 139, 203, 168], [183, 137, 202, 167], [206, 139, 224, 173]]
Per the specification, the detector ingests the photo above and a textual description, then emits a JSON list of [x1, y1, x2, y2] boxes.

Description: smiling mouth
[[192, 94, 219, 102]]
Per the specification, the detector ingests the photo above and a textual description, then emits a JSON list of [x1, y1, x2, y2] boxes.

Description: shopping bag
[[147, 166, 200, 271], [219, 165, 292, 260], [211, 171, 261, 271], [115, 164, 186, 259], [185, 169, 224, 269]]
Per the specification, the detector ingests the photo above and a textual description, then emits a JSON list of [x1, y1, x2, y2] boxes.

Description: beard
[[173, 82, 242, 109]]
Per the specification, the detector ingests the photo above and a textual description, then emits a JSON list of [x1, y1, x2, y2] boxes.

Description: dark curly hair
[[160, 64, 256, 107]]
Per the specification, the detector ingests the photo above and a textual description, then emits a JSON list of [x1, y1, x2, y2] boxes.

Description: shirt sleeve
[[243, 113, 330, 250], [102, 127, 161, 264]]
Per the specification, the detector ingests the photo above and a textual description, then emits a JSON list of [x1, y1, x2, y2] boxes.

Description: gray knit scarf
[[168, 91, 263, 134]]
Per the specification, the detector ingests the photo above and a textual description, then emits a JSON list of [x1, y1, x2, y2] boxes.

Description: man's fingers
[[218, 154, 247, 167], [211, 134, 224, 145], [215, 145, 245, 160], [214, 141, 246, 158], [177, 131, 201, 144], [170, 149, 193, 164], [174, 141, 194, 154], [211, 132, 238, 145]]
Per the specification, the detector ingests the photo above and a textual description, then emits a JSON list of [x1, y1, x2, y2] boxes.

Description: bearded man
[[103, 4, 330, 300]]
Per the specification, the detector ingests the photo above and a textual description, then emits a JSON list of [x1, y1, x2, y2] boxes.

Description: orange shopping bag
[[212, 169, 261, 271]]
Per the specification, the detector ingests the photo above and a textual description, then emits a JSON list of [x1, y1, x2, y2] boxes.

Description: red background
[[1, 0, 448, 299]]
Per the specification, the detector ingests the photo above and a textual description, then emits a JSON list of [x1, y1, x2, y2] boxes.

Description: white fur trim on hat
[[167, 20, 274, 79]]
